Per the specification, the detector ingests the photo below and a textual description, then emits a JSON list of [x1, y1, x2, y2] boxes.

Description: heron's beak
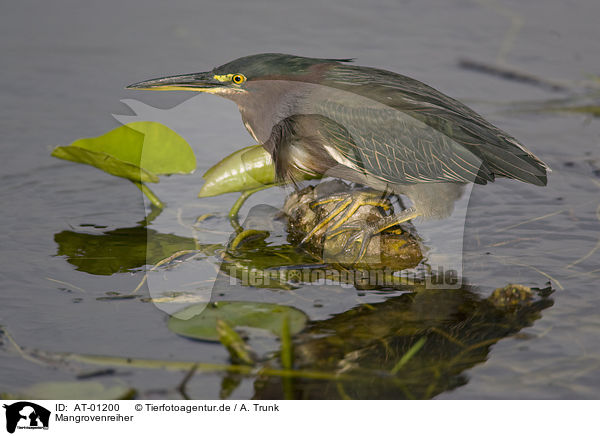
[[126, 71, 222, 92]]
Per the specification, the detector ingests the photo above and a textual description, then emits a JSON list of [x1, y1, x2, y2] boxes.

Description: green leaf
[[199, 145, 276, 197], [52, 146, 158, 183], [52, 121, 196, 182], [168, 301, 308, 341], [21, 381, 136, 400]]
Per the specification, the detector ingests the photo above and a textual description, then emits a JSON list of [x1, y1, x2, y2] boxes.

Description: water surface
[[1, 0, 599, 399]]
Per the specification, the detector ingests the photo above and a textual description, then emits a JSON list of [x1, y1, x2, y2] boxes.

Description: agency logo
[[2, 402, 50, 434]]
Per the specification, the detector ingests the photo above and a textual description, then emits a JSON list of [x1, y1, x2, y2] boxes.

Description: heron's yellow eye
[[232, 74, 246, 84]]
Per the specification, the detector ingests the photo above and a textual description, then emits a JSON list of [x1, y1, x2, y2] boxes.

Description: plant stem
[[132, 181, 164, 209], [228, 185, 273, 232], [390, 337, 427, 375], [280, 316, 295, 399]]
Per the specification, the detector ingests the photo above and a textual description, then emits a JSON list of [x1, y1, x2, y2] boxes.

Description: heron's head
[[126, 53, 353, 97]]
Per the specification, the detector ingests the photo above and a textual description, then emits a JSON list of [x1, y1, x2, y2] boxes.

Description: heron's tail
[[479, 137, 550, 186]]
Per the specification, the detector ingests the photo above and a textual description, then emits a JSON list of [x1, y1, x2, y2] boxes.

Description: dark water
[[1, 0, 599, 399]]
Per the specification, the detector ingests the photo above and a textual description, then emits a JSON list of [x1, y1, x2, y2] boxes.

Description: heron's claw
[[324, 205, 421, 264], [327, 223, 377, 264], [300, 191, 391, 245]]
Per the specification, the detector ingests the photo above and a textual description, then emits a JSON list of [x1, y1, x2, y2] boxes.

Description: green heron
[[128, 53, 549, 259]]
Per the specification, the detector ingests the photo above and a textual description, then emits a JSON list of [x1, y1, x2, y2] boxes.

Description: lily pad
[[168, 301, 308, 341], [52, 121, 196, 182], [21, 381, 136, 400]]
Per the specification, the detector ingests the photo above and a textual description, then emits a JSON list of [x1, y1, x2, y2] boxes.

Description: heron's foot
[[330, 222, 378, 263], [326, 207, 420, 263], [300, 191, 392, 245]]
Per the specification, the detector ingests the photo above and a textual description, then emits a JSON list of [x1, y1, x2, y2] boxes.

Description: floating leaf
[[168, 301, 308, 341], [52, 121, 196, 182], [21, 381, 135, 400], [199, 145, 276, 197]]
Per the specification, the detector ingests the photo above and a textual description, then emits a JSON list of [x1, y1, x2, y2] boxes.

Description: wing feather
[[314, 64, 549, 186]]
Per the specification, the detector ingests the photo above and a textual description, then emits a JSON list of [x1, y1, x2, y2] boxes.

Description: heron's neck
[[231, 81, 308, 143]]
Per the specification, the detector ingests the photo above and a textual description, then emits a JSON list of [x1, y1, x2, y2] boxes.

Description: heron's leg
[[328, 207, 421, 263], [300, 191, 392, 244]]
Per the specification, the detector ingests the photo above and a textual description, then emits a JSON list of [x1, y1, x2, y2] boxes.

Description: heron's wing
[[265, 111, 489, 187], [299, 90, 493, 185], [315, 64, 548, 186]]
